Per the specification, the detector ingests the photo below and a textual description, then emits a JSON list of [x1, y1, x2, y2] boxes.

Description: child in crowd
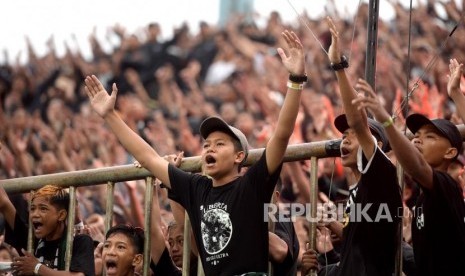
[[85, 29, 305, 275], [0, 185, 95, 276]]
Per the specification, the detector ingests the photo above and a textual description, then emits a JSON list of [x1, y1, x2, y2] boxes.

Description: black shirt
[[272, 220, 299, 276], [150, 248, 182, 276], [412, 170, 465, 276], [5, 213, 95, 276], [168, 151, 281, 276], [338, 146, 402, 276]]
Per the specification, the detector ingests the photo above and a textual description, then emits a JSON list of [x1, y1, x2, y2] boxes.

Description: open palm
[[84, 75, 117, 118]]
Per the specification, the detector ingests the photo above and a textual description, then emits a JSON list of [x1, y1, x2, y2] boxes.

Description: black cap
[[406, 114, 462, 158], [199, 116, 249, 165], [334, 114, 391, 152]]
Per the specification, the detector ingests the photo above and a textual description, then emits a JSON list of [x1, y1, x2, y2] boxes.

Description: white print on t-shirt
[[200, 203, 233, 258], [415, 206, 425, 230]]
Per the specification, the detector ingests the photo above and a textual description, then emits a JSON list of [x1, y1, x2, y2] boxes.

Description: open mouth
[[205, 155, 216, 165], [32, 222, 43, 232], [340, 147, 350, 156], [105, 260, 117, 274]]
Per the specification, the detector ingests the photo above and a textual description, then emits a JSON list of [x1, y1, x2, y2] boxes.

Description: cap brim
[[334, 114, 391, 151], [406, 114, 436, 135], [200, 117, 235, 140], [334, 114, 350, 134]]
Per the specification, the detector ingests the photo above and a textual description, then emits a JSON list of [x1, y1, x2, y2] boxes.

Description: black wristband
[[331, 55, 349, 71], [289, 74, 308, 83]]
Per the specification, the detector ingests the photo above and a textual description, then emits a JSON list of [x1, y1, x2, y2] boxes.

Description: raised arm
[[326, 17, 375, 159], [352, 84, 434, 189], [266, 30, 305, 173], [0, 185, 16, 229], [84, 75, 172, 187]]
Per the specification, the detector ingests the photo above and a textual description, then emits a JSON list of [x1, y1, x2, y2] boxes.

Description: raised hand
[[447, 58, 464, 98], [326, 16, 342, 63], [352, 79, 391, 124], [84, 75, 118, 118], [277, 30, 305, 76]]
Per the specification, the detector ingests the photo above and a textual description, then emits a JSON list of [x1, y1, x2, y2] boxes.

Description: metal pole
[[27, 191, 33, 253], [364, 0, 380, 89], [65, 186, 76, 271], [182, 214, 192, 276], [0, 139, 343, 194], [142, 177, 154, 276], [104, 182, 115, 234], [307, 157, 319, 276]]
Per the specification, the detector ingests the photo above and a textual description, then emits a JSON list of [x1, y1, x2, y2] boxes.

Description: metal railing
[[4, 124, 465, 276]]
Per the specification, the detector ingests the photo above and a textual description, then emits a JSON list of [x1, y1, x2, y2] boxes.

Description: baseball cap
[[199, 116, 249, 164], [334, 114, 391, 152], [406, 113, 463, 158]]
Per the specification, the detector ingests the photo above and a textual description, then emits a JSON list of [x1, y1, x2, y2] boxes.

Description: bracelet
[[287, 81, 304, 90], [74, 221, 85, 230], [330, 55, 349, 71], [34, 263, 42, 275], [382, 117, 394, 128], [288, 74, 308, 83]]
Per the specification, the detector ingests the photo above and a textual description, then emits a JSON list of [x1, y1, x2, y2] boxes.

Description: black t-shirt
[[272, 220, 299, 276], [168, 151, 282, 276], [150, 248, 182, 276], [338, 146, 402, 276], [5, 213, 95, 276], [411, 170, 465, 276]]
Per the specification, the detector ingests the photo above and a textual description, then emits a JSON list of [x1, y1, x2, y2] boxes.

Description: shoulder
[[432, 170, 460, 192], [72, 234, 95, 248]]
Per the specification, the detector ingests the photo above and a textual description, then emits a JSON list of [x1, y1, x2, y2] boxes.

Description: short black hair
[[106, 224, 144, 254]]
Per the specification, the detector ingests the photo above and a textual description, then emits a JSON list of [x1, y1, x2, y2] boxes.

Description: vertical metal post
[[307, 157, 319, 276], [65, 186, 76, 271], [182, 212, 191, 276], [364, 0, 380, 89], [197, 255, 204, 276], [104, 181, 115, 235], [142, 177, 154, 276], [27, 191, 33, 253]]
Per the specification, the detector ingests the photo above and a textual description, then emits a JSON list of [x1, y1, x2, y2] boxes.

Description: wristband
[[287, 81, 304, 90], [382, 117, 394, 128], [331, 55, 349, 71], [34, 263, 42, 275], [288, 74, 308, 83], [74, 221, 85, 230]]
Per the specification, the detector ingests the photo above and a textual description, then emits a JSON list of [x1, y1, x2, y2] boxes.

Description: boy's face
[[340, 129, 359, 169], [412, 124, 454, 167], [30, 196, 66, 240], [202, 131, 243, 177], [168, 225, 184, 267], [102, 233, 141, 276], [0, 248, 12, 262]]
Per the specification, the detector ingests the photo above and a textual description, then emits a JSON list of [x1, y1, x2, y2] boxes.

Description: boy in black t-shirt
[[351, 59, 465, 275], [324, 17, 402, 276], [0, 185, 95, 276], [84, 29, 305, 275]]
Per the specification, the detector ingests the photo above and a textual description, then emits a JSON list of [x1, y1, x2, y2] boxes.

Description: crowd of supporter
[[0, 0, 465, 274]]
